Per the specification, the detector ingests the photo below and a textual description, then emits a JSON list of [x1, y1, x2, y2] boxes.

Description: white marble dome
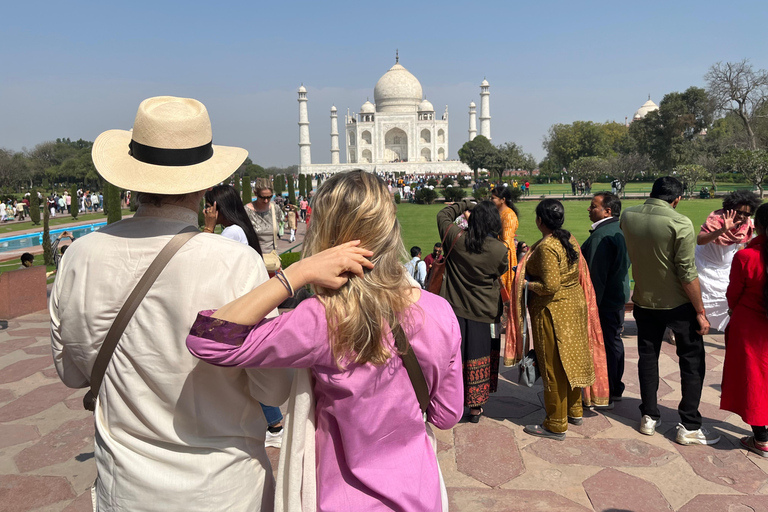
[[418, 98, 434, 112], [634, 98, 659, 119], [374, 62, 423, 113], [360, 100, 375, 113], [298, 85, 307, 93]]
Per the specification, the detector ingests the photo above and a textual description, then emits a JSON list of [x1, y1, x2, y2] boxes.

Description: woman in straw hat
[[51, 96, 294, 511], [187, 170, 463, 512]]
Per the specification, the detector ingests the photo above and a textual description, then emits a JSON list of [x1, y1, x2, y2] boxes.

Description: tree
[[440, 176, 454, 188], [30, 191, 40, 225], [719, 149, 768, 197], [241, 172, 251, 205], [42, 206, 53, 266], [414, 188, 437, 204], [674, 164, 708, 198], [106, 183, 122, 224], [607, 153, 650, 194], [496, 142, 536, 181], [232, 174, 240, 196], [629, 87, 714, 172], [273, 174, 284, 195], [287, 174, 296, 204], [70, 186, 78, 219], [458, 135, 494, 182], [706, 59, 768, 150], [570, 156, 607, 191], [298, 174, 306, 199]]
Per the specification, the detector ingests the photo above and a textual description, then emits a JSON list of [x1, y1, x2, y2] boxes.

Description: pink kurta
[[187, 291, 463, 512]]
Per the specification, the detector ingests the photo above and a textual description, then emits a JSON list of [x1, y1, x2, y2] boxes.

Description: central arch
[[384, 128, 408, 162]]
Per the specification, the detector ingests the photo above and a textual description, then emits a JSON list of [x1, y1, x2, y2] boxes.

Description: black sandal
[[468, 407, 483, 423], [524, 424, 566, 441]]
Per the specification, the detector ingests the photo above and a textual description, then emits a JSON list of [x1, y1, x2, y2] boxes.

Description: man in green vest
[[581, 192, 630, 408]]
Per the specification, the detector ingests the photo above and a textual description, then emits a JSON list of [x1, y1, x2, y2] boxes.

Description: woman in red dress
[[722, 202, 768, 458]]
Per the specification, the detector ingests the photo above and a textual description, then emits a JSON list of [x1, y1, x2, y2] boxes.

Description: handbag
[[517, 281, 540, 387], [263, 202, 282, 272], [83, 226, 200, 411], [425, 229, 462, 295]]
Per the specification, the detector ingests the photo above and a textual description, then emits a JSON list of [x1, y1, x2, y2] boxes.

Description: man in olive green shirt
[[621, 177, 720, 446]]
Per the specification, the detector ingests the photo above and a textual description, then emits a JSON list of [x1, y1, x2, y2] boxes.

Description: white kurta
[[50, 204, 292, 511], [695, 242, 739, 331]]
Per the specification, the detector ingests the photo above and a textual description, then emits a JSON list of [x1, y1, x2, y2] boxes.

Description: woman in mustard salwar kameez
[[523, 199, 595, 440]]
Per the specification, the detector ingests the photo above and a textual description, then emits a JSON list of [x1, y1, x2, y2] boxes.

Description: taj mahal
[[297, 54, 490, 175]]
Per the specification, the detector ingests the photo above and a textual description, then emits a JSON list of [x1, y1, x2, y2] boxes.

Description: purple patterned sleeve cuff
[[189, 310, 253, 346]]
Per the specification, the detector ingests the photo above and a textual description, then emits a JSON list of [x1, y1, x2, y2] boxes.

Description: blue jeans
[[260, 403, 283, 427]]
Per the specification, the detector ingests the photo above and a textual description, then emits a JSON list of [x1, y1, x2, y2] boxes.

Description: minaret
[[298, 84, 311, 167], [468, 101, 477, 141], [330, 105, 339, 164], [479, 78, 491, 140]]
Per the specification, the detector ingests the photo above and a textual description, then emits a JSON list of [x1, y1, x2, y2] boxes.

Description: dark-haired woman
[[696, 190, 761, 331], [438, 199, 508, 422], [523, 199, 595, 440], [204, 185, 263, 255], [204, 185, 285, 447], [721, 202, 768, 458], [491, 187, 519, 296]]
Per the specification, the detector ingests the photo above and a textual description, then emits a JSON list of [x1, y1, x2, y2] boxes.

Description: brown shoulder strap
[[83, 226, 200, 411], [393, 324, 430, 414]]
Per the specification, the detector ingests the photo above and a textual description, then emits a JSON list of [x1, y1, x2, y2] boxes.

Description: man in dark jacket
[[581, 192, 630, 407]]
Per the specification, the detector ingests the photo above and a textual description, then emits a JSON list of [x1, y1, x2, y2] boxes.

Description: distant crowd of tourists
[[49, 96, 766, 512]]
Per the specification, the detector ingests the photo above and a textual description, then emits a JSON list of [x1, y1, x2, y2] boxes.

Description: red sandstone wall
[[0, 266, 48, 319]]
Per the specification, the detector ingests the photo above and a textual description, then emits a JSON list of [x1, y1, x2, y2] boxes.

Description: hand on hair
[[203, 202, 218, 232], [286, 240, 374, 290]]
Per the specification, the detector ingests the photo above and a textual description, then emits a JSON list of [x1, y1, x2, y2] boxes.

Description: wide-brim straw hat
[[92, 96, 247, 194]]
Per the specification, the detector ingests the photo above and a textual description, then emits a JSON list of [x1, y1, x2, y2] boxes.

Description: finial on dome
[[648, 94, 651, 100], [396, 49, 399, 63]]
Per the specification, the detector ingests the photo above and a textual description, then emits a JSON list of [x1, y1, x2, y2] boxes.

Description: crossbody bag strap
[[393, 324, 430, 414], [83, 225, 200, 411]]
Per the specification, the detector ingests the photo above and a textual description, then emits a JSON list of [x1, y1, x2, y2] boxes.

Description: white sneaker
[[265, 429, 283, 449], [675, 424, 721, 445], [639, 415, 661, 436]]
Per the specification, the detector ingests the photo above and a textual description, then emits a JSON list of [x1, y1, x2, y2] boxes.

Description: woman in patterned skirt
[[437, 199, 508, 423]]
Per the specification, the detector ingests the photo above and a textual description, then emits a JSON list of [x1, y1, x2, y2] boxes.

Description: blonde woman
[[187, 170, 463, 511]]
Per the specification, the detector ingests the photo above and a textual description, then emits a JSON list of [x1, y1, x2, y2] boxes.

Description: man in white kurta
[[50, 96, 293, 511]]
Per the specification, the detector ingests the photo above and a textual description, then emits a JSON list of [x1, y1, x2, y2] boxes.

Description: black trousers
[[633, 303, 705, 430], [599, 308, 625, 400]]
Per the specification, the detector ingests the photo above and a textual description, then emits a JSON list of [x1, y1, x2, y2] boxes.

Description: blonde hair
[[302, 170, 411, 366]]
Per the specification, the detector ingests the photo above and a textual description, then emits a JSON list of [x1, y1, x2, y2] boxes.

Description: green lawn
[[0, 210, 132, 235], [0, 254, 58, 283], [519, 181, 753, 197], [397, 198, 725, 253]]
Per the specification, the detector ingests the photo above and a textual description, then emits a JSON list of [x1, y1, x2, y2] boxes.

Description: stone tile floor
[[1, 312, 766, 511]]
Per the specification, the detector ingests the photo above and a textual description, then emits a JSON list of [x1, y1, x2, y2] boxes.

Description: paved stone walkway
[[1, 311, 766, 511]]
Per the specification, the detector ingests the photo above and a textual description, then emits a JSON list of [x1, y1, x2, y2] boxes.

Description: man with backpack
[[405, 246, 427, 288]]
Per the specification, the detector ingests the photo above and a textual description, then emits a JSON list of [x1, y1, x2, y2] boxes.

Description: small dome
[[418, 99, 434, 112], [373, 62, 423, 113], [469, 101, 476, 108], [298, 85, 306, 93], [360, 100, 375, 113], [330, 105, 337, 112], [634, 98, 659, 119], [481, 79, 489, 87]]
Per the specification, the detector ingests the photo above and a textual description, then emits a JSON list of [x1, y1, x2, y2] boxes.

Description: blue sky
[[1, 0, 766, 167]]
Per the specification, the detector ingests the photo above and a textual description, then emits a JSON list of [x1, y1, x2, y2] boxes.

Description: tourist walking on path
[[621, 176, 720, 445], [437, 199, 508, 423], [246, 185, 285, 271], [582, 192, 630, 406], [50, 96, 292, 511], [405, 246, 427, 287], [720, 202, 768, 458], [187, 170, 463, 511], [695, 190, 760, 331], [520, 199, 596, 440], [285, 203, 298, 242], [203, 184, 285, 449]]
